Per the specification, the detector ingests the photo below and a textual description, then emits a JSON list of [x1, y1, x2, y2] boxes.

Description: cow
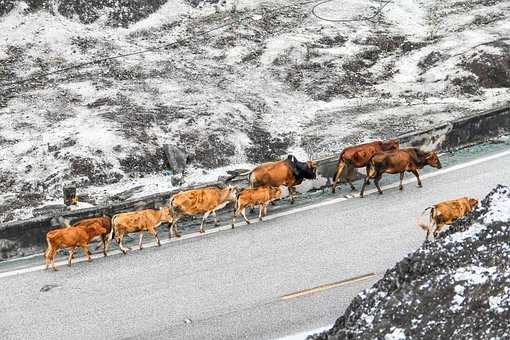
[[249, 155, 317, 204], [232, 186, 282, 227], [71, 216, 111, 256], [168, 185, 238, 238], [360, 148, 442, 198], [417, 197, 478, 240], [331, 139, 399, 193], [44, 223, 107, 271], [106, 207, 172, 255]]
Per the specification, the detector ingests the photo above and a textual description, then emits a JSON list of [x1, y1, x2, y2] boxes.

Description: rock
[[0, 239, 18, 259], [313, 185, 510, 339], [163, 144, 187, 175]]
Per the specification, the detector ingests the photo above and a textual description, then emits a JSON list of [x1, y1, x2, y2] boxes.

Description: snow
[[483, 187, 510, 224], [384, 327, 407, 340], [444, 223, 486, 244], [453, 266, 497, 285]]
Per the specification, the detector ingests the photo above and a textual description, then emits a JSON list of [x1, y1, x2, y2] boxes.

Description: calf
[[45, 223, 107, 271], [332, 139, 399, 193], [417, 197, 478, 240], [71, 216, 111, 256], [168, 186, 237, 238], [232, 186, 282, 227], [360, 148, 442, 197], [106, 207, 172, 255]]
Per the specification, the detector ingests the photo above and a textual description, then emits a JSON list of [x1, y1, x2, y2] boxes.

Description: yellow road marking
[[280, 273, 377, 300]]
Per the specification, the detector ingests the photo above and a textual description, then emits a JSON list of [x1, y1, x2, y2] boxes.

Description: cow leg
[[289, 186, 295, 204], [155, 232, 161, 246], [101, 235, 107, 256], [399, 172, 405, 191], [199, 211, 211, 234], [360, 177, 368, 198], [346, 165, 357, 191], [411, 170, 422, 187], [331, 161, 346, 193], [213, 210, 219, 226], [170, 220, 181, 239], [263, 203, 268, 216], [241, 208, 250, 224], [374, 175, 383, 194], [118, 234, 129, 255], [80, 244, 91, 262], [138, 231, 144, 250], [258, 205, 264, 221], [50, 249, 58, 271], [67, 247, 75, 267]]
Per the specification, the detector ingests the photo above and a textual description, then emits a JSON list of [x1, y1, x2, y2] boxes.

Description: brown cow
[[71, 216, 111, 256], [168, 185, 237, 238], [44, 223, 107, 271], [331, 139, 399, 193], [106, 207, 172, 254], [232, 186, 282, 226], [249, 155, 317, 204], [417, 197, 478, 240], [360, 148, 442, 197]]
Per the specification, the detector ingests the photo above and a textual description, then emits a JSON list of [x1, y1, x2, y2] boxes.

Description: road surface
[[1, 147, 510, 340]]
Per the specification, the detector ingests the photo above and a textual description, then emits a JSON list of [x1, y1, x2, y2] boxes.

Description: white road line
[[1, 148, 510, 279]]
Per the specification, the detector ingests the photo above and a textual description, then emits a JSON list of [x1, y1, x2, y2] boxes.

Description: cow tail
[[332, 151, 345, 183], [44, 231, 57, 264], [248, 171, 256, 188], [416, 207, 434, 232], [108, 215, 117, 243]]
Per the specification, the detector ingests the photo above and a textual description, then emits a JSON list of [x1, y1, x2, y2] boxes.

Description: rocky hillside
[[309, 185, 510, 339], [1, 0, 509, 222]]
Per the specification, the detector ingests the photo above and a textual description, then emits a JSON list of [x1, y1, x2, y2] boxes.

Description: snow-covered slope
[[1, 0, 509, 222], [310, 185, 510, 339]]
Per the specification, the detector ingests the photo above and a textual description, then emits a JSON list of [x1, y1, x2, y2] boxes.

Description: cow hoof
[[246, 220, 251, 225], [53, 268, 59, 272], [258, 218, 263, 222], [231, 224, 235, 229], [139, 247, 143, 250], [199, 230, 205, 234], [399, 186, 403, 191], [175, 234, 181, 238]]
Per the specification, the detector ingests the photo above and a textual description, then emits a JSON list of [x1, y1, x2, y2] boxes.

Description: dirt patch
[[245, 119, 292, 164], [418, 51, 444, 72], [462, 52, 510, 88], [451, 75, 481, 95], [178, 130, 236, 169]]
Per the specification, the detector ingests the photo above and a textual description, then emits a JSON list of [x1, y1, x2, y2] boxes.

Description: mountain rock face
[[1, 0, 509, 222], [309, 185, 510, 340]]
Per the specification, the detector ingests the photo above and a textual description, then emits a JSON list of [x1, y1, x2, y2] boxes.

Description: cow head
[[224, 185, 238, 203], [159, 207, 173, 223], [468, 198, 479, 209], [425, 152, 442, 169], [381, 139, 399, 151], [304, 160, 317, 179]]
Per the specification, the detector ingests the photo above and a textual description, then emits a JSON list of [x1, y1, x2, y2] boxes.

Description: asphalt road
[[1, 148, 510, 340]]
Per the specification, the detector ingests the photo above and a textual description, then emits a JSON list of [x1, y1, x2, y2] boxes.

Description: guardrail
[[1, 104, 509, 253]]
